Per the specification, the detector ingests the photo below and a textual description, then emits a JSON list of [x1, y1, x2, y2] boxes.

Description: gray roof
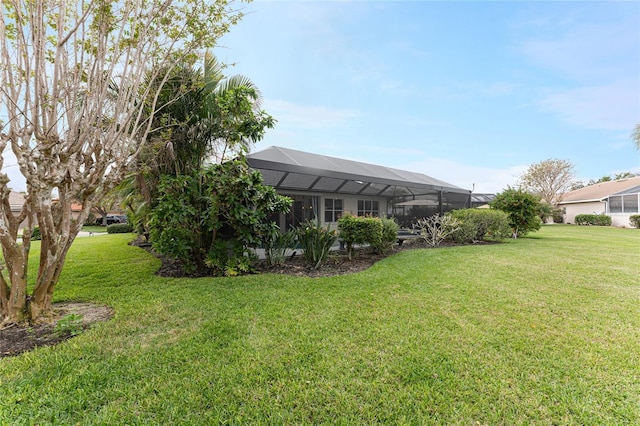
[[246, 146, 470, 197]]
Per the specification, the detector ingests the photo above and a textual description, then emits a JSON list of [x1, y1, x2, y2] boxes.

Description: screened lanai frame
[[247, 146, 471, 228]]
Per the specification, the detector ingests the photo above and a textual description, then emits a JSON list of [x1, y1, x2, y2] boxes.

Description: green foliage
[[630, 215, 640, 228], [263, 230, 298, 267], [337, 215, 398, 259], [106, 223, 134, 234], [552, 208, 564, 224], [490, 188, 542, 238], [575, 214, 612, 226], [296, 221, 337, 269], [31, 227, 41, 241], [2, 228, 639, 424], [150, 158, 291, 275], [447, 209, 512, 243], [54, 314, 83, 337], [376, 217, 400, 254]]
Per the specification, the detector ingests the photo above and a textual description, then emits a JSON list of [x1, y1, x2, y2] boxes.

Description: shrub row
[[575, 214, 612, 226], [337, 215, 398, 259], [447, 209, 512, 243], [107, 223, 134, 234], [630, 215, 640, 229]]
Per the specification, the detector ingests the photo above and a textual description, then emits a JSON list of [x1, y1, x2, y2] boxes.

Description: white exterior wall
[[562, 201, 605, 224], [608, 214, 635, 228], [562, 200, 636, 227]]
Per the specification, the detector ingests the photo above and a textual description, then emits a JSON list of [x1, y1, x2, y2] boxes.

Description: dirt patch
[[0, 303, 113, 359]]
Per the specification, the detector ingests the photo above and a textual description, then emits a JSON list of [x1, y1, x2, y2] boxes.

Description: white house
[[246, 146, 471, 230], [558, 176, 640, 227]]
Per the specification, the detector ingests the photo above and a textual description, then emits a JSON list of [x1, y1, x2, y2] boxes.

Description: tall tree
[[127, 52, 273, 240], [0, 0, 244, 325], [633, 123, 640, 151], [517, 159, 576, 204]]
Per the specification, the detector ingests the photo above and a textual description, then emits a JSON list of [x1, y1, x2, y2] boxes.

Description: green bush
[[630, 215, 640, 228], [376, 217, 399, 254], [107, 223, 134, 234], [296, 221, 337, 269], [31, 226, 41, 241], [263, 230, 298, 267], [337, 215, 398, 259], [447, 209, 512, 243], [575, 214, 612, 226], [490, 189, 542, 238]]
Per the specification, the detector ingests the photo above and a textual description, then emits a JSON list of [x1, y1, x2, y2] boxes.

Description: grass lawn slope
[[1, 226, 638, 424]]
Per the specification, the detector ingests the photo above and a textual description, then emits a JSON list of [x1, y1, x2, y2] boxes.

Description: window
[[357, 200, 379, 217], [623, 195, 639, 213], [324, 198, 343, 222], [608, 196, 623, 213]]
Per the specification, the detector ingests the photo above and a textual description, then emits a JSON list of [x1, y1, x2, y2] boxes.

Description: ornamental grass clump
[[296, 221, 337, 269]]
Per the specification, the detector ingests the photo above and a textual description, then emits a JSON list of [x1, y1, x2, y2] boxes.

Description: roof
[[246, 146, 470, 197], [559, 176, 640, 204], [471, 193, 495, 204]]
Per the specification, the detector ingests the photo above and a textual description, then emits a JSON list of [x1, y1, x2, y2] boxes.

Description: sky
[[214, 0, 640, 193], [1, 1, 638, 194]]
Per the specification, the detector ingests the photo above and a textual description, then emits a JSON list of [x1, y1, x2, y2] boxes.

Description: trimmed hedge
[[574, 214, 612, 226], [447, 209, 512, 243], [107, 223, 134, 234], [338, 215, 398, 259], [629, 215, 640, 229]]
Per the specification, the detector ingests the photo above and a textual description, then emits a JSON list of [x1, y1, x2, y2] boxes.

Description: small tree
[[490, 189, 542, 238], [517, 159, 576, 204], [0, 0, 245, 324], [150, 158, 291, 276]]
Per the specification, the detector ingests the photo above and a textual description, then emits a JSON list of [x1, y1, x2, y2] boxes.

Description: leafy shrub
[[337, 215, 398, 258], [490, 189, 542, 238], [263, 230, 298, 267], [630, 215, 640, 229], [30, 227, 41, 241], [54, 314, 83, 337], [107, 223, 134, 234], [552, 208, 564, 224], [417, 215, 460, 247], [375, 217, 399, 254], [205, 239, 256, 276], [296, 221, 337, 269], [575, 214, 612, 226], [447, 209, 511, 243]]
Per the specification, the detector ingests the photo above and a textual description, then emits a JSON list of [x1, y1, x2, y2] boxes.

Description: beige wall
[[562, 201, 605, 224], [562, 201, 635, 227]]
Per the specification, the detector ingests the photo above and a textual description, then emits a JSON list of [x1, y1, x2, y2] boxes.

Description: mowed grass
[[1, 226, 638, 424]]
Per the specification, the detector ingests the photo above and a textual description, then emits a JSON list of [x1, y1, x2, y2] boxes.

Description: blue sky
[[218, 0, 640, 193]]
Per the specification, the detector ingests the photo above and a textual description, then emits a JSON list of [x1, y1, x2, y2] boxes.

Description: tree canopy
[[490, 188, 542, 238], [517, 159, 576, 204], [0, 0, 246, 325]]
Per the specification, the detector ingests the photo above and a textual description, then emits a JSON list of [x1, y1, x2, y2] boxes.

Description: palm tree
[[633, 123, 640, 151]]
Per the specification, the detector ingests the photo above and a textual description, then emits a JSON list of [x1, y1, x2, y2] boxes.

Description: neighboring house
[[558, 176, 640, 227], [470, 193, 495, 208], [246, 146, 471, 229], [6, 191, 85, 229]]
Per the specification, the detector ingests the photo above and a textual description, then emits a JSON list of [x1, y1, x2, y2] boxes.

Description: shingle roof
[[559, 177, 640, 204], [247, 146, 470, 196]]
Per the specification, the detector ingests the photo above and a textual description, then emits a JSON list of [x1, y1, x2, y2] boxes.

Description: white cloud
[[265, 99, 362, 130], [397, 157, 527, 194], [537, 79, 639, 131]]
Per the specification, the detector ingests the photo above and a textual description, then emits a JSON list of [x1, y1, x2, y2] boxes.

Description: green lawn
[[1, 226, 638, 424]]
